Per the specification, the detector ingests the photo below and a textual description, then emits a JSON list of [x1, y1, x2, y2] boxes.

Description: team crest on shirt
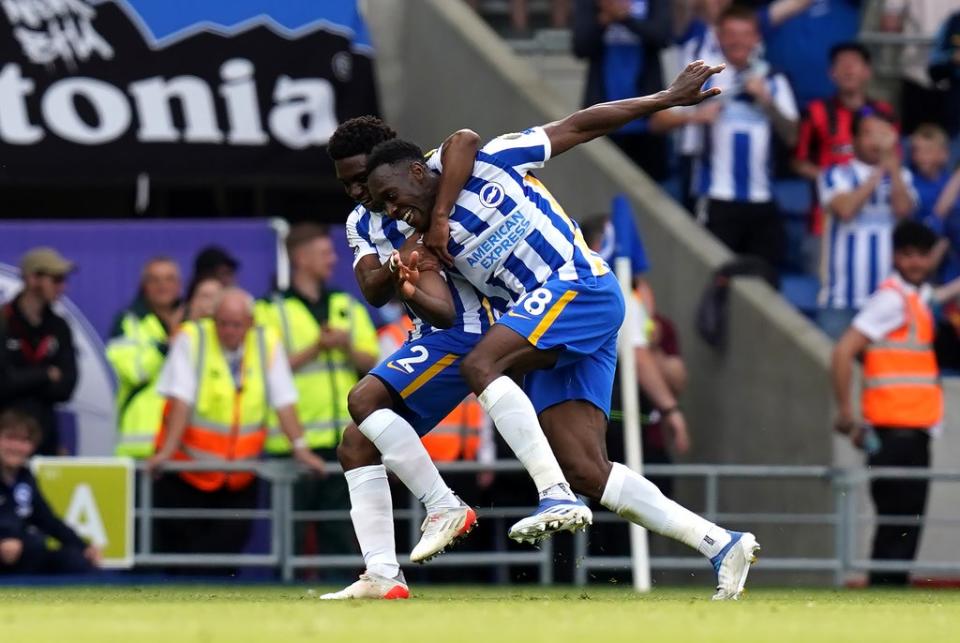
[[479, 182, 505, 208]]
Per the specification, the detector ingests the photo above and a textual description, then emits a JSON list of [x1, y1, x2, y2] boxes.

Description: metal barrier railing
[[134, 461, 960, 585]]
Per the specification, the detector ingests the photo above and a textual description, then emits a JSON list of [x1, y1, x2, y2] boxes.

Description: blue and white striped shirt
[[345, 205, 495, 340], [426, 127, 609, 310], [817, 158, 918, 310]]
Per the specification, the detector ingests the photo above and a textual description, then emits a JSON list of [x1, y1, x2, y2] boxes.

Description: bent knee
[[347, 377, 392, 424], [459, 350, 497, 392]]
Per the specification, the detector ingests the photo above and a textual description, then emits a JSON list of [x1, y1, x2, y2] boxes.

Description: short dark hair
[[578, 214, 608, 250], [893, 220, 938, 253], [366, 139, 426, 177], [327, 116, 397, 161], [829, 42, 871, 66], [285, 223, 329, 255], [851, 107, 896, 137], [0, 409, 42, 445], [717, 5, 759, 29]]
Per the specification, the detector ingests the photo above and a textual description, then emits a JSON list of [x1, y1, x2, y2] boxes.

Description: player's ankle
[[539, 482, 578, 502]]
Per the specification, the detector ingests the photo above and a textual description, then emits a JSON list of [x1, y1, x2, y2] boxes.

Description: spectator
[[817, 111, 917, 339], [148, 288, 324, 574], [0, 410, 101, 575], [192, 246, 240, 288], [792, 43, 897, 238], [184, 277, 223, 321], [831, 220, 960, 586], [928, 8, 960, 140], [106, 257, 184, 460], [466, 0, 570, 36], [764, 0, 863, 110], [0, 248, 78, 456], [909, 125, 954, 230], [573, 0, 673, 180], [257, 224, 378, 572], [692, 6, 799, 275], [882, 0, 960, 136]]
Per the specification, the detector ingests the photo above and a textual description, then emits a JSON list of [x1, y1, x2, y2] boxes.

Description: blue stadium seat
[[773, 179, 813, 217], [780, 272, 820, 318]]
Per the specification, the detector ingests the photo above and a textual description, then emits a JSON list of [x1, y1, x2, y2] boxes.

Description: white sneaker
[[319, 571, 410, 600], [711, 531, 761, 600], [508, 497, 593, 545], [409, 501, 478, 563]]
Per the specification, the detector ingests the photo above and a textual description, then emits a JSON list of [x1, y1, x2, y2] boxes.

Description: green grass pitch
[[0, 585, 957, 643]]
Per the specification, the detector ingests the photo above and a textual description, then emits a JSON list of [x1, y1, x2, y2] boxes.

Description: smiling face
[[366, 161, 438, 231], [334, 153, 376, 210]]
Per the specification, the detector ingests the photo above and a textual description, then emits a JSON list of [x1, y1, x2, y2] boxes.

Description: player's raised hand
[[395, 250, 420, 298], [424, 214, 455, 266], [664, 60, 725, 107]]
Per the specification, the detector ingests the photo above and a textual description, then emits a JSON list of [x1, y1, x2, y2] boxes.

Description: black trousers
[[705, 199, 785, 276], [152, 473, 259, 576], [867, 428, 931, 586], [0, 533, 93, 575]]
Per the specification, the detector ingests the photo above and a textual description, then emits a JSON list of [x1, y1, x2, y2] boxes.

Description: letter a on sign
[[64, 483, 108, 548]]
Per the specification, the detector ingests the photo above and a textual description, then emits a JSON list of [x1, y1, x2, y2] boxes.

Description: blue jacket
[[0, 466, 85, 548]]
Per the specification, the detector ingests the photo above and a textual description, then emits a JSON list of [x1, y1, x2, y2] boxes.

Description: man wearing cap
[[0, 248, 78, 456]]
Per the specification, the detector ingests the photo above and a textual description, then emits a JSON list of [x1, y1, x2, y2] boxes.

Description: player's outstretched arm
[[425, 129, 482, 266], [542, 60, 724, 157], [395, 249, 456, 329]]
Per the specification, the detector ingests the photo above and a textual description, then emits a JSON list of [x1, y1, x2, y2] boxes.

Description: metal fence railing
[[134, 461, 960, 585]]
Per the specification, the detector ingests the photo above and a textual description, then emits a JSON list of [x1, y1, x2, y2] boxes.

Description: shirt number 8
[[522, 289, 553, 316]]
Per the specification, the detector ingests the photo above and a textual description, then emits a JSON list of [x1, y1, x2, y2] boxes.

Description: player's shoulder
[[345, 204, 368, 227]]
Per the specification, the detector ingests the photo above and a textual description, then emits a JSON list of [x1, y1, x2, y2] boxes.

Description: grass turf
[[0, 585, 957, 643]]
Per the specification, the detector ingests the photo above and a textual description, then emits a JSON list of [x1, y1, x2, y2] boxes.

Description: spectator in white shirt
[[817, 110, 918, 339]]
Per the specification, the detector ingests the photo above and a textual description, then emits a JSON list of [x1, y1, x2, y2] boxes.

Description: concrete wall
[[363, 0, 958, 582]]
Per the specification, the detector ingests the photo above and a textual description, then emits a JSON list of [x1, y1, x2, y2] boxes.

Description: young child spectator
[[793, 43, 897, 237], [816, 112, 917, 339], [0, 410, 100, 575]]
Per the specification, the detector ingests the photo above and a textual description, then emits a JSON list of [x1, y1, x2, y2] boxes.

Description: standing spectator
[[693, 6, 799, 275], [831, 220, 960, 586], [192, 246, 240, 288], [928, 9, 960, 140], [792, 43, 897, 237], [106, 257, 184, 460], [257, 224, 378, 570], [148, 288, 324, 573], [184, 277, 223, 322], [764, 0, 863, 110], [881, 0, 960, 136], [0, 248, 77, 456], [573, 0, 673, 180], [0, 410, 100, 575], [817, 111, 917, 339]]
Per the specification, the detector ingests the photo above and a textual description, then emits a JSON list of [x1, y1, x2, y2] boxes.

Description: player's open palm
[[395, 250, 421, 298], [666, 60, 725, 107]]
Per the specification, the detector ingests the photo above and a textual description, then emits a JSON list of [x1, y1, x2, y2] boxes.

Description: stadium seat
[[779, 272, 820, 318]]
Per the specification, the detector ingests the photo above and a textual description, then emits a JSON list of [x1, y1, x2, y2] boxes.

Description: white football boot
[[319, 571, 410, 600], [409, 500, 478, 563], [711, 531, 761, 600], [508, 497, 593, 545]]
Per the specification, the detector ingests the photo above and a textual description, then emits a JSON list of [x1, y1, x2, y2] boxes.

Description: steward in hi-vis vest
[[832, 220, 957, 587]]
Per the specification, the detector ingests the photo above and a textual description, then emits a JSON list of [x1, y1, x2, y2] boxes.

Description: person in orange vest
[[832, 219, 960, 586], [148, 288, 325, 573], [376, 307, 487, 463]]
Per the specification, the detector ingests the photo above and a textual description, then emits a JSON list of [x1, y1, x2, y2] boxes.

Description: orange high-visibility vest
[[156, 319, 276, 492], [377, 317, 483, 462], [862, 277, 943, 429]]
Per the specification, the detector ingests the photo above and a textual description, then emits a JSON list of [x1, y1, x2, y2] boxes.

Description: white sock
[[600, 463, 731, 559], [358, 409, 459, 511], [345, 465, 399, 579], [478, 376, 574, 500]]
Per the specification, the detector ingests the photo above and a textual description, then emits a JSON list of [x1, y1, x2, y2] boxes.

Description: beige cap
[[20, 247, 75, 277]]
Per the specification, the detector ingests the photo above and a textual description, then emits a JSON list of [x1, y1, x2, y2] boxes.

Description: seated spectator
[[0, 248, 78, 456], [793, 43, 897, 238], [816, 111, 917, 339], [928, 8, 960, 140], [0, 410, 100, 575], [691, 6, 799, 275], [882, 0, 960, 136], [184, 277, 223, 321], [764, 0, 862, 110], [191, 246, 240, 288], [573, 0, 672, 180], [467, 0, 570, 36], [106, 257, 184, 460]]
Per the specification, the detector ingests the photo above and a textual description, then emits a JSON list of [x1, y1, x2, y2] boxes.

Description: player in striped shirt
[[367, 61, 762, 600], [323, 117, 582, 600]]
